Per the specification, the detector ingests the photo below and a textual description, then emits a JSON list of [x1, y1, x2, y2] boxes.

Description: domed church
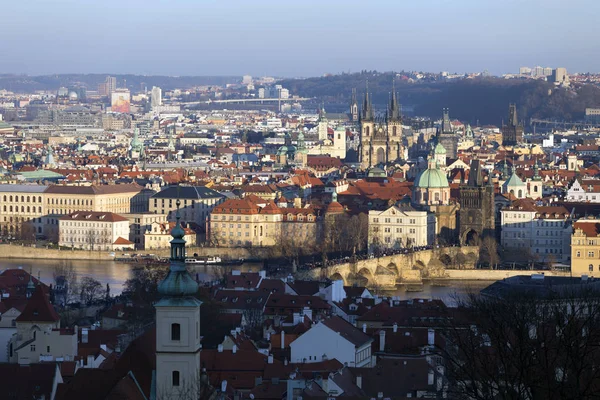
[[412, 154, 450, 206]]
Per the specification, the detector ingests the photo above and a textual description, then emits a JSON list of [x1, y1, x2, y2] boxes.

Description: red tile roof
[[15, 285, 60, 323]]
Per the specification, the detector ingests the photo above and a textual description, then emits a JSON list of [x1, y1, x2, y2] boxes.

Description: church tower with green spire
[[155, 200, 201, 399]]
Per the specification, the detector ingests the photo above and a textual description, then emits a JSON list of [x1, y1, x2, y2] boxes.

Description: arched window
[[9, 196, 12, 202], [393, 126, 397, 136], [172, 371, 180, 387], [27, 206, 30, 213], [21, 206, 24, 212], [171, 323, 181, 341], [27, 196, 30, 202], [38, 196, 41, 203], [20, 196, 24, 202], [365, 126, 370, 136], [590, 264, 594, 272], [38, 207, 42, 213], [518, 190, 523, 198]]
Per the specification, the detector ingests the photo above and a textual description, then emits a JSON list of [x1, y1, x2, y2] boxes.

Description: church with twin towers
[[351, 84, 404, 169]]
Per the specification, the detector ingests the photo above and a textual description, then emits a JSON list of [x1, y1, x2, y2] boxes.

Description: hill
[[280, 72, 600, 125], [0, 74, 239, 93]]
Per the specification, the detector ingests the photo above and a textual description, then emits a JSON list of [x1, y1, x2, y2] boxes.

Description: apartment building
[[571, 218, 600, 277], [144, 221, 198, 249], [209, 197, 319, 248], [149, 185, 224, 229], [123, 212, 168, 250], [368, 204, 436, 250], [45, 183, 144, 215], [58, 211, 133, 251], [0, 184, 47, 239], [501, 200, 571, 262]]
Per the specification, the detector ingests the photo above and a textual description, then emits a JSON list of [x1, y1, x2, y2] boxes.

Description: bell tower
[[155, 200, 202, 399], [387, 83, 402, 162], [360, 82, 375, 168], [350, 88, 359, 122]]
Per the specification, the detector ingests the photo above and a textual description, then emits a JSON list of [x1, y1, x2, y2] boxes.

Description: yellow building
[[45, 183, 144, 215], [209, 197, 319, 248], [571, 219, 600, 277], [0, 184, 47, 239], [145, 221, 198, 249]]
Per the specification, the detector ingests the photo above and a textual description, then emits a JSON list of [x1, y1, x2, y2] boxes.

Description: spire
[[157, 192, 198, 297], [361, 79, 373, 121], [467, 159, 484, 187], [26, 268, 35, 298], [533, 159, 541, 181], [389, 79, 400, 121]]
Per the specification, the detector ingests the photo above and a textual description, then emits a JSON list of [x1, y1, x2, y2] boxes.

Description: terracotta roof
[[113, 237, 134, 245], [15, 285, 60, 323], [212, 198, 261, 214], [59, 212, 129, 222], [574, 221, 600, 237]]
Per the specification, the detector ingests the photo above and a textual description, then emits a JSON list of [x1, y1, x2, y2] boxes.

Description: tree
[[105, 283, 111, 302], [53, 261, 78, 306], [18, 221, 36, 242], [123, 264, 168, 306], [438, 287, 600, 400], [480, 236, 500, 268], [86, 229, 97, 251], [79, 277, 103, 305]]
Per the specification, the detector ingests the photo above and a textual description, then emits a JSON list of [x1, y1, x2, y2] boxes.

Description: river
[[0, 259, 494, 302]]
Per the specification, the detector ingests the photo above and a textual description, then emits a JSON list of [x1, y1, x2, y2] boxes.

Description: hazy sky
[[2, 0, 598, 77]]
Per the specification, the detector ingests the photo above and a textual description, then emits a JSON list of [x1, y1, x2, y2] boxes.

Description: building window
[[30, 345, 36, 352], [589, 251, 595, 258], [171, 323, 181, 341], [172, 371, 180, 387], [590, 264, 594, 272]]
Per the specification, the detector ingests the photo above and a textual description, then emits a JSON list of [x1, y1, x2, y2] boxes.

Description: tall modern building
[[359, 85, 403, 168], [551, 68, 569, 85], [437, 108, 458, 159], [459, 160, 495, 245], [151, 86, 163, 108], [98, 76, 117, 97], [501, 104, 524, 146]]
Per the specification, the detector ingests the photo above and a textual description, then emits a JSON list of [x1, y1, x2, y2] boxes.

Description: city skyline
[[2, 0, 599, 77]]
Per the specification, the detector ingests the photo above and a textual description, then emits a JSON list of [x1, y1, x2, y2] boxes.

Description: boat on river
[[185, 256, 222, 265]]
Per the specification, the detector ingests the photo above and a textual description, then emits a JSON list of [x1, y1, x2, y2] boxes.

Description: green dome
[[171, 221, 185, 239], [277, 145, 288, 156], [434, 143, 447, 155], [158, 266, 199, 296], [415, 167, 449, 188]]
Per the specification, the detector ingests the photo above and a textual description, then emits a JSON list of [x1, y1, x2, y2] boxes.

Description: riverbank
[[439, 269, 571, 280], [0, 244, 251, 261]]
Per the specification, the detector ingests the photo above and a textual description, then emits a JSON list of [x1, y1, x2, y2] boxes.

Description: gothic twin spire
[[359, 80, 400, 122]]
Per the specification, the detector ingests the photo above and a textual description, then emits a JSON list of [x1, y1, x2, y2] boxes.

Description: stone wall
[[0, 244, 252, 261]]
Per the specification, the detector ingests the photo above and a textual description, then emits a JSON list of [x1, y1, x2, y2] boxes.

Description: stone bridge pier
[[309, 246, 480, 289]]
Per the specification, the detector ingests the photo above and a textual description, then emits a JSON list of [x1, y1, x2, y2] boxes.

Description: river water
[[0, 259, 494, 302]]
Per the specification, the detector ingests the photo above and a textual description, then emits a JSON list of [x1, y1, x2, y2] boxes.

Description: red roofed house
[[58, 211, 133, 251], [9, 285, 77, 364]]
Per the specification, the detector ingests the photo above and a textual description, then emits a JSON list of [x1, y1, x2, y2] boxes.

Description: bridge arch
[[330, 272, 346, 285]]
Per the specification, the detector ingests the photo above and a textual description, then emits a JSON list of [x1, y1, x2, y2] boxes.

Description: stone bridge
[[303, 246, 480, 288]]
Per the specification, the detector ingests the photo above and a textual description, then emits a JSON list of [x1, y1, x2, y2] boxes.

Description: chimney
[[218, 344, 223, 353], [428, 329, 435, 346], [379, 330, 386, 352], [284, 358, 288, 366], [232, 344, 237, 354], [428, 370, 434, 385], [393, 323, 398, 333], [362, 323, 367, 333], [82, 328, 89, 344], [280, 331, 285, 349], [221, 380, 227, 393], [356, 375, 362, 389], [268, 354, 274, 364]]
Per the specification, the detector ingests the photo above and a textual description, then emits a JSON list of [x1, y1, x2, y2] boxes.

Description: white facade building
[[290, 316, 373, 367], [368, 204, 436, 251], [151, 86, 163, 108], [501, 201, 572, 263], [566, 179, 600, 203], [58, 211, 133, 251]]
